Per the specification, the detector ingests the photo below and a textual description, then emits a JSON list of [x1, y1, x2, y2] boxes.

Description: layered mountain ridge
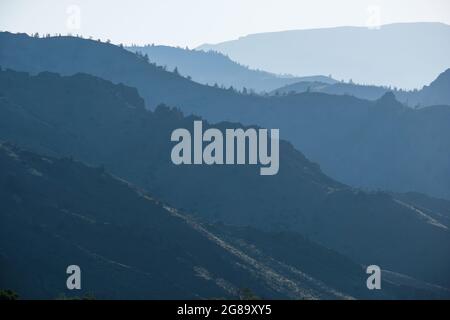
[[0, 69, 449, 292], [2, 32, 450, 200]]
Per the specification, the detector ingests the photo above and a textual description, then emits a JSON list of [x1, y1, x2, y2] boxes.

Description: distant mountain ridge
[[198, 22, 450, 89], [126, 44, 336, 92], [271, 69, 450, 107]]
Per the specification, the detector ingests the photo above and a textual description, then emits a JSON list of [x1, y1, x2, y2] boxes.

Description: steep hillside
[[3, 142, 448, 299], [0, 143, 355, 299]]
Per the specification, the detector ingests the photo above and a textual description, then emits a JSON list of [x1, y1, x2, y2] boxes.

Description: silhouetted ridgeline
[[271, 68, 450, 107], [126, 44, 336, 92]]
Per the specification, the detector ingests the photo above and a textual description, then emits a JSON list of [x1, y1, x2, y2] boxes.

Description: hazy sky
[[1, 0, 449, 47]]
